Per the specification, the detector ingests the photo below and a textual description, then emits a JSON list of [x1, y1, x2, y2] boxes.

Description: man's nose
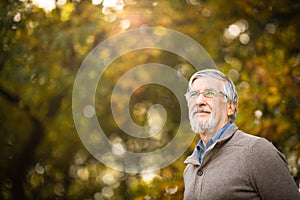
[[196, 93, 206, 105]]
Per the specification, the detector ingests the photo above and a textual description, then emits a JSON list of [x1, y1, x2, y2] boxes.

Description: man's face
[[187, 76, 230, 135]]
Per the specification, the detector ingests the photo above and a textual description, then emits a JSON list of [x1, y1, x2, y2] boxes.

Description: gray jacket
[[183, 123, 300, 200]]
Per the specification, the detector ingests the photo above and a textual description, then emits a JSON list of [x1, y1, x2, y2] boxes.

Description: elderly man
[[183, 69, 300, 200]]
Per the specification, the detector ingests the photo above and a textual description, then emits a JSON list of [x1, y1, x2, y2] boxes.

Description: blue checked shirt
[[195, 122, 231, 164]]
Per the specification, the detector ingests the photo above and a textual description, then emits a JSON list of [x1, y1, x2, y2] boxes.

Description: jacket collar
[[184, 123, 239, 165], [218, 122, 238, 142]]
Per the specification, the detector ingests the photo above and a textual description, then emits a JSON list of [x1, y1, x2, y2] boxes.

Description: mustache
[[192, 107, 211, 115]]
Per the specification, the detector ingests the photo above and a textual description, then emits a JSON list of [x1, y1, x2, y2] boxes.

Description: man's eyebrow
[[190, 88, 217, 91]]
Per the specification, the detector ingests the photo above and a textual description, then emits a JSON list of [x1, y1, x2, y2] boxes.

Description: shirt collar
[[196, 122, 231, 150]]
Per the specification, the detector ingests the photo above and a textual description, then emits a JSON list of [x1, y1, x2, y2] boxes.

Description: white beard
[[189, 112, 215, 135]]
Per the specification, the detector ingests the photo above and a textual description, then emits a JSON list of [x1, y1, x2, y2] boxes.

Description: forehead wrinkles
[[191, 78, 209, 90], [191, 77, 222, 91]]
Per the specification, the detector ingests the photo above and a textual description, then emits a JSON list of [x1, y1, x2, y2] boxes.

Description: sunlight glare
[[103, 0, 117, 7], [57, 0, 67, 6], [224, 19, 249, 41], [83, 104, 95, 118], [228, 24, 240, 37], [147, 104, 166, 139], [34, 163, 45, 174], [165, 185, 179, 195], [102, 186, 114, 198], [32, 0, 56, 12], [201, 8, 211, 17], [103, 0, 124, 10], [102, 172, 117, 185], [186, 0, 201, 6], [120, 19, 131, 30], [141, 172, 160, 184], [266, 23, 276, 34], [112, 142, 126, 156], [92, 0, 103, 5], [239, 33, 250, 44], [77, 167, 89, 181], [13, 12, 21, 22]]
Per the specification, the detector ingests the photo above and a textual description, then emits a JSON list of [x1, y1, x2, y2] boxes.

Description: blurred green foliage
[[0, 0, 299, 199]]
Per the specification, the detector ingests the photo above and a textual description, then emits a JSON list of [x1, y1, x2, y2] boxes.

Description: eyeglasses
[[185, 88, 227, 100]]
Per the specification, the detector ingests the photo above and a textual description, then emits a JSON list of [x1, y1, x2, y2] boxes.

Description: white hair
[[187, 69, 238, 122]]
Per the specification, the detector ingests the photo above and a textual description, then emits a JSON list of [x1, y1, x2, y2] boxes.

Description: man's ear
[[227, 103, 236, 116]]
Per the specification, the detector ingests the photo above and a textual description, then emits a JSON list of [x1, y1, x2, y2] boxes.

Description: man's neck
[[199, 122, 231, 147], [199, 133, 212, 147]]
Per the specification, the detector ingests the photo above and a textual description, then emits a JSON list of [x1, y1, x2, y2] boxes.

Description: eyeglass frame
[[185, 88, 228, 101]]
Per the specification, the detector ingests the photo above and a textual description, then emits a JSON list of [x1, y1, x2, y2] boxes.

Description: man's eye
[[204, 89, 216, 97], [190, 92, 198, 97]]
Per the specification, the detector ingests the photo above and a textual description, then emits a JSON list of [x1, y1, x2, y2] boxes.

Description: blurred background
[[1, 0, 299, 199]]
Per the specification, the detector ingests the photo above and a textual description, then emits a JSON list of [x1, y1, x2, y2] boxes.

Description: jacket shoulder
[[228, 130, 263, 147]]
